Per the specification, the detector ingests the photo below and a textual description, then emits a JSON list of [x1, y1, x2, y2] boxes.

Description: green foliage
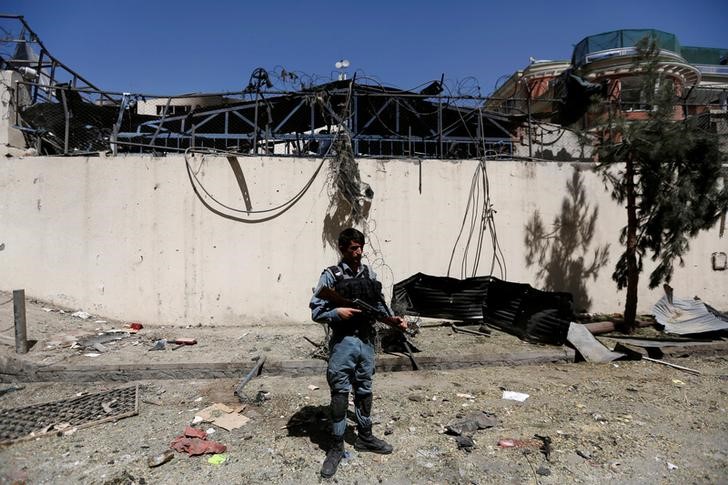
[[597, 37, 728, 290]]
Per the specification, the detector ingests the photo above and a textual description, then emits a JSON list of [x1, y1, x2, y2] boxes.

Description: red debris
[[130, 322, 143, 331], [170, 426, 227, 456]]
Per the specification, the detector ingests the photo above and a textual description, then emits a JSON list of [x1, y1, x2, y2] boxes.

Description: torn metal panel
[[652, 295, 728, 335], [482, 278, 574, 345], [391, 273, 494, 321], [392, 274, 574, 345], [567, 322, 625, 363]]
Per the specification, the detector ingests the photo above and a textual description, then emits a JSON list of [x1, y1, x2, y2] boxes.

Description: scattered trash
[[307, 384, 319, 391], [195, 403, 250, 431], [71, 311, 91, 320], [455, 435, 475, 452], [206, 427, 216, 435], [93, 343, 107, 353], [170, 426, 227, 456], [150, 339, 167, 351], [42, 307, 53, 312], [208, 453, 227, 465], [83, 353, 101, 357], [497, 434, 551, 459], [445, 411, 498, 436], [502, 391, 529, 402], [576, 450, 592, 460], [171, 338, 197, 350], [456, 393, 475, 399], [129, 322, 143, 331], [78, 331, 129, 350], [147, 449, 174, 468], [672, 379, 685, 386], [667, 462, 678, 471]]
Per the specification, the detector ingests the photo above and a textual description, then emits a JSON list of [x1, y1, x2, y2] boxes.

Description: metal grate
[[0, 385, 138, 445]]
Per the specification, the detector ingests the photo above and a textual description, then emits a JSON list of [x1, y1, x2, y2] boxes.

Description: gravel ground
[[1, 291, 727, 484]]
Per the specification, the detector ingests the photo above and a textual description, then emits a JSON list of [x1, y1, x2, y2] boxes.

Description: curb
[[1, 348, 575, 383]]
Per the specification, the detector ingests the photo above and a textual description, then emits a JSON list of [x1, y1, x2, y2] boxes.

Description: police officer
[[310, 228, 407, 479]]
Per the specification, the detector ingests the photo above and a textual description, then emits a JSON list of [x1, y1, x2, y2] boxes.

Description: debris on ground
[[208, 453, 228, 465], [567, 322, 626, 363], [234, 355, 266, 403], [445, 411, 497, 452], [77, 331, 130, 351], [71, 311, 92, 320], [0, 385, 139, 444], [170, 426, 227, 456], [652, 285, 728, 335], [0, 385, 25, 396], [147, 449, 174, 468], [392, 273, 575, 345], [502, 391, 529, 402], [195, 403, 250, 431]]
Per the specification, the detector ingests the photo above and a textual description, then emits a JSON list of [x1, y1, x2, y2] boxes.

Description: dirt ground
[[1, 291, 727, 484]]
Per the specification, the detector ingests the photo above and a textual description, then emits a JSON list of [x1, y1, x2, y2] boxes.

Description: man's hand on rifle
[[336, 307, 362, 320], [383, 316, 408, 332]]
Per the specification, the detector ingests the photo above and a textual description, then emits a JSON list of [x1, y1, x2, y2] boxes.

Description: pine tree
[[596, 37, 728, 331]]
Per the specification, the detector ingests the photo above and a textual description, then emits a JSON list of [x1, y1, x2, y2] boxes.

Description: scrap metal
[[0, 385, 138, 445]]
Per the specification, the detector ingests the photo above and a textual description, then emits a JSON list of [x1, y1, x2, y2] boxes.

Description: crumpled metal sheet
[[392, 273, 494, 321], [392, 273, 574, 345], [652, 296, 728, 335], [567, 322, 625, 363]]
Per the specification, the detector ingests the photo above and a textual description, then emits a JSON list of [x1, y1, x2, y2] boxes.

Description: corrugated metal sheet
[[392, 274, 574, 345], [652, 296, 728, 335], [483, 278, 573, 345], [392, 273, 494, 321]]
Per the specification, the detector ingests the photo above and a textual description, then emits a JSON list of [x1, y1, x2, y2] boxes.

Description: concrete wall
[[1, 154, 725, 325]]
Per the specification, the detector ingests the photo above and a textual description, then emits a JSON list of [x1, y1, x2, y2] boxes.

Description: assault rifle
[[316, 286, 420, 370]]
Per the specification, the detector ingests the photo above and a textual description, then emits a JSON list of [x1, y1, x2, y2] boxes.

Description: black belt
[[331, 321, 376, 342]]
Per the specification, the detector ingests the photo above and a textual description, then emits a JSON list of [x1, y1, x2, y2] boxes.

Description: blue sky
[[3, 0, 726, 96]]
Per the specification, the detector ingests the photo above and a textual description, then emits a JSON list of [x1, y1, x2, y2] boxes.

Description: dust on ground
[[1, 291, 727, 484]]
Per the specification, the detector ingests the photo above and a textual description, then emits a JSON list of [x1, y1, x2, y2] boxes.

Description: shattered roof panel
[[652, 296, 728, 335]]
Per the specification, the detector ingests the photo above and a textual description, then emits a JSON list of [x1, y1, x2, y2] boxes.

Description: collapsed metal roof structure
[[1, 14, 517, 158]]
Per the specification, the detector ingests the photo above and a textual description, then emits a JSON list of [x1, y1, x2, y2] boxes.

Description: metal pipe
[[13, 289, 28, 354]]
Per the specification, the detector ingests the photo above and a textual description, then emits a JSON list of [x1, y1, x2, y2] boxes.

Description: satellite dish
[[335, 59, 350, 69], [335, 61, 343, 69]]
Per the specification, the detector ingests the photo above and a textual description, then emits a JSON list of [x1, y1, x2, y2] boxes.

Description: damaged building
[[0, 15, 726, 327]]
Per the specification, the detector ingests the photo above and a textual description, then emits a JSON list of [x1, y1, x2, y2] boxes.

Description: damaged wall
[[0, 154, 725, 325]]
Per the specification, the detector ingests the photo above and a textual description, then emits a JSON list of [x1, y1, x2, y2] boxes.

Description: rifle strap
[[327, 265, 344, 282]]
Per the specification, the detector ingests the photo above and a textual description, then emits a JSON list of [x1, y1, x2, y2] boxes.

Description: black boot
[[354, 427, 393, 454], [320, 437, 345, 478]]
